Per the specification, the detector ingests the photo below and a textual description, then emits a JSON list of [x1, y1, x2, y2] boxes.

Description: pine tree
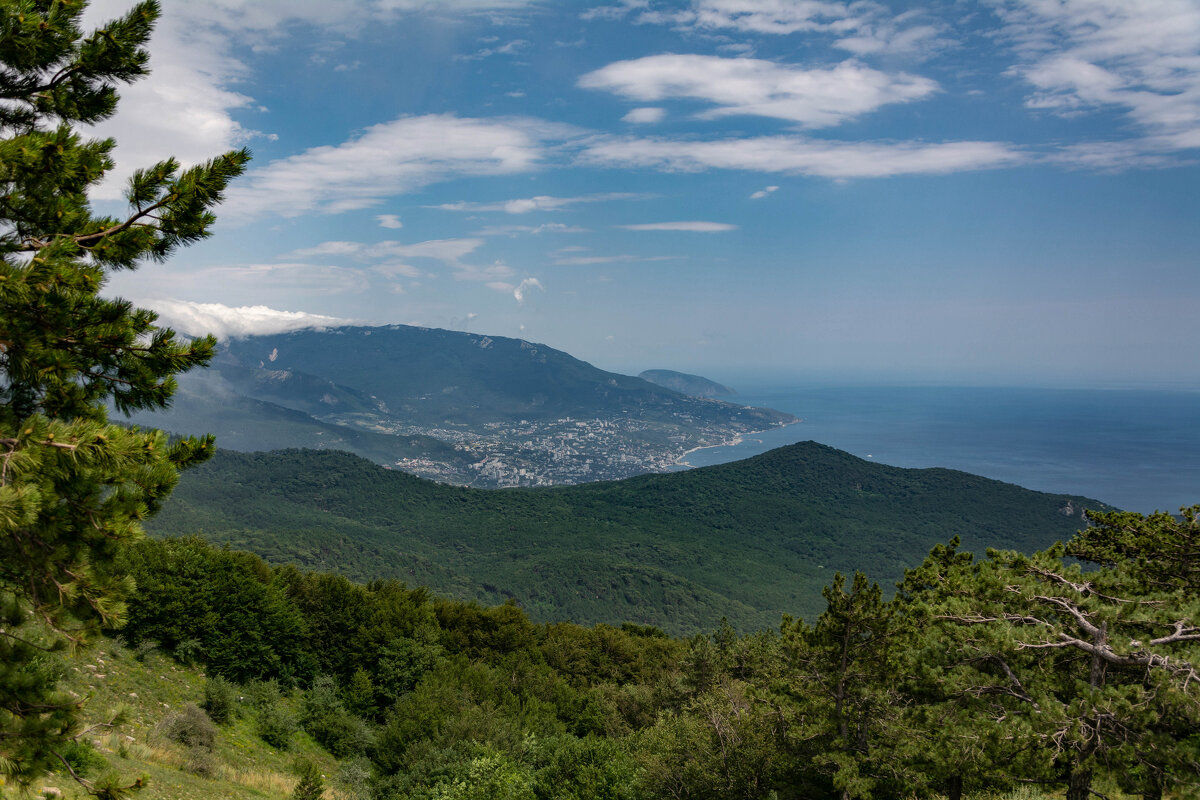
[[0, 0, 247, 793], [781, 571, 905, 800], [292, 759, 325, 800]]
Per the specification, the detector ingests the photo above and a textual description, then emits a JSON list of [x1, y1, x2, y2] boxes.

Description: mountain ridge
[[127, 324, 795, 486], [151, 440, 1112, 633]]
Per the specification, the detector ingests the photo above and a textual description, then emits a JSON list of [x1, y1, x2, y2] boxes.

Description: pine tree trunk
[[946, 774, 963, 800], [1066, 766, 1092, 800]]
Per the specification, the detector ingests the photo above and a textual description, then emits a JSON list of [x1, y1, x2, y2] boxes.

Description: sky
[[85, 0, 1200, 388]]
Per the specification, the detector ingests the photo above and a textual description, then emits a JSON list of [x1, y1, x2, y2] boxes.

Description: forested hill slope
[[150, 442, 1112, 633], [217, 325, 790, 427], [638, 369, 736, 397]]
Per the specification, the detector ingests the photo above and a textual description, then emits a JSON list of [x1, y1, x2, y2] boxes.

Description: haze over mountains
[[639, 369, 737, 398], [129, 324, 793, 487]]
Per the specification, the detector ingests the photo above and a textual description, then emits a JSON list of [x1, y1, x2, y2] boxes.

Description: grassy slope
[[149, 442, 1112, 634], [1, 639, 339, 800]]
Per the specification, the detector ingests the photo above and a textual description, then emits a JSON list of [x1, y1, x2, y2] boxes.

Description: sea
[[678, 385, 1200, 515]]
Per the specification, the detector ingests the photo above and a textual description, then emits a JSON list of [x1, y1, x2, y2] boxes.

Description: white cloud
[[997, 0, 1200, 154], [225, 116, 556, 218], [288, 241, 367, 258], [617, 221, 737, 232], [580, 135, 1026, 178], [455, 38, 530, 61], [372, 263, 423, 279], [579, 55, 938, 127], [376, 214, 404, 229], [513, 277, 544, 303], [623, 107, 667, 124], [475, 223, 591, 236], [280, 237, 534, 287], [553, 254, 683, 265], [431, 192, 653, 214], [80, 0, 544, 200], [454, 261, 517, 282], [595, 1, 952, 57], [750, 185, 779, 198], [368, 238, 486, 266], [82, 2, 259, 200], [144, 299, 350, 339]]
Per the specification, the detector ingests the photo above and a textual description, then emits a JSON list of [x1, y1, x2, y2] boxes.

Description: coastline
[[674, 419, 802, 468]]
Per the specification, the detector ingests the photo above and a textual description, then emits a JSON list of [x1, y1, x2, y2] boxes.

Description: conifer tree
[[0, 0, 247, 793], [781, 571, 906, 800]]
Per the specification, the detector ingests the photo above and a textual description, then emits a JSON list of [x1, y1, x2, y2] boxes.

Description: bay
[[680, 386, 1200, 514]]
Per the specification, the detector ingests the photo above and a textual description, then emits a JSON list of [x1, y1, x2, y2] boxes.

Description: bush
[[184, 746, 216, 778], [57, 739, 108, 778], [159, 703, 216, 751], [334, 757, 374, 800], [244, 677, 283, 710], [256, 703, 297, 750], [202, 676, 238, 725], [133, 639, 159, 663], [302, 675, 375, 757]]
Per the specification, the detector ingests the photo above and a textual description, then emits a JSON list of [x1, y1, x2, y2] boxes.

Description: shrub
[[302, 675, 375, 757], [159, 703, 216, 751], [244, 677, 283, 710], [57, 740, 108, 778], [184, 746, 216, 778], [202, 676, 238, 725], [334, 757, 374, 800], [133, 640, 159, 663], [256, 703, 297, 750]]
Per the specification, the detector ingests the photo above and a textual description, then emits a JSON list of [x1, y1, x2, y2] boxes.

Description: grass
[[2, 637, 344, 800]]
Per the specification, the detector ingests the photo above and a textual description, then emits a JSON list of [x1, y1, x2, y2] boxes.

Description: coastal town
[[327, 412, 790, 487]]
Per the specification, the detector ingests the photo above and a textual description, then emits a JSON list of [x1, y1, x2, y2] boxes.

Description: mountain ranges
[[129, 325, 794, 487]]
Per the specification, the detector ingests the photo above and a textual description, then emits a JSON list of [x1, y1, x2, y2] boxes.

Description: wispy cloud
[[225, 115, 563, 219], [376, 214, 404, 229], [553, 254, 684, 266], [580, 135, 1026, 178], [997, 0, 1200, 158], [617, 221, 736, 232], [588, 0, 951, 57], [431, 192, 653, 214], [750, 185, 779, 199], [475, 223, 591, 236], [580, 55, 938, 127], [145, 299, 351, 339], [455, 37, 530, 61]]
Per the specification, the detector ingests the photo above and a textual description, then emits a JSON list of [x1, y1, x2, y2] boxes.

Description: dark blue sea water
[[679, 386, 1200, 514]]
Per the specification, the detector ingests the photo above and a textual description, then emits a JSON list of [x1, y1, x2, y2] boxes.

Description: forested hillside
[[34, 509, 1199, 800], [149, 442, 1111, 632]]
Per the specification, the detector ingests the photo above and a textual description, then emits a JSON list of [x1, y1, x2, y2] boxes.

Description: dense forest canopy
[[100, 510, 1200, 800]]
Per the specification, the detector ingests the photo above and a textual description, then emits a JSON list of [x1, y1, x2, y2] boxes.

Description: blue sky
[[87, 0, 1200, 388]]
